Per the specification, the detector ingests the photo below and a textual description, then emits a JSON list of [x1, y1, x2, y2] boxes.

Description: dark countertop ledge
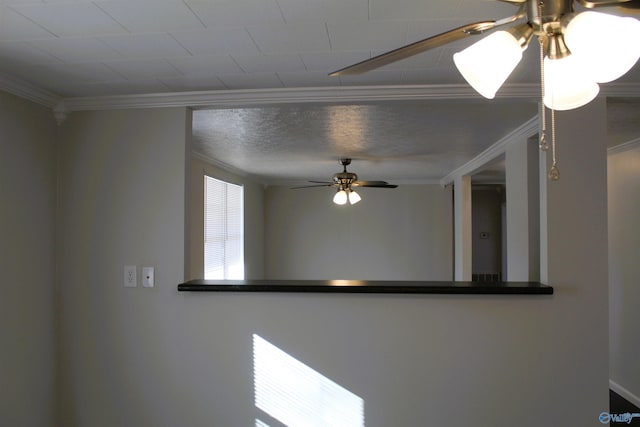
[[178, 280, 553, 295]]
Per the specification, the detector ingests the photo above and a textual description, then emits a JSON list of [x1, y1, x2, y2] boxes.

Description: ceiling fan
[[330, 0, 640, 110], [291, 158, 397, 205], [330, 0, 640, 181]]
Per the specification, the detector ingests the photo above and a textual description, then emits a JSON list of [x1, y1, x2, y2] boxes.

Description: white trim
[[439, 115, 539, 186], [610, 380, 640, 409], [0, 72, 639, 112], [608, 137, 640, 156], [0, 72, 60, 108], [60, 84, 542, 112], [600, 83, 640, 98], [49, 82, 640, 112], [0, 73, 638, 113], [192, 151, 250, 178], [192, 151, 266, 186]]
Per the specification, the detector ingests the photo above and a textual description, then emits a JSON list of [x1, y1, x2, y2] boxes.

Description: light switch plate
[[142, 266, 154, 288], [124, 265, 137, 287]]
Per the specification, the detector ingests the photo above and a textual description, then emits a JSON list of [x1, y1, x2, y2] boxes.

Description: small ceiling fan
[[330, 0, 640, 111], [291, 158, 397, 205]]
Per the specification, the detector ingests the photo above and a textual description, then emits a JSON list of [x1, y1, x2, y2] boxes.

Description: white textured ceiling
[[1, 0, 639, 183], [192, 99, 538, 184], [0, 0, 535, 96]]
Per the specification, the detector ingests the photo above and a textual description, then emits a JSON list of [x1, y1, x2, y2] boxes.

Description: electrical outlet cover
[[124, 265, 137, 287], [142, 267, 154, 288]]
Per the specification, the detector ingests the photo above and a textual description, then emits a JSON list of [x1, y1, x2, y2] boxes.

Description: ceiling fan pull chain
[[537, 1, 550, 152], [548, 107, 560, 181], [536, 0, 558, 181], [538, 35, 549, 152]]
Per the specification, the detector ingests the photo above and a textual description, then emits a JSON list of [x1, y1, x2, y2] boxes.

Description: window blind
[[204, 175, 244, 280]]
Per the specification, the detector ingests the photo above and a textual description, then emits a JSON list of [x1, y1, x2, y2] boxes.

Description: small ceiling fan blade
[[353, 181, 398, 188], [362, 184, 399, 188], [329, 21, 496, 76], [352, 180, 388, 186], [308, 180, 334, 184], [290, 184, 335, 189]]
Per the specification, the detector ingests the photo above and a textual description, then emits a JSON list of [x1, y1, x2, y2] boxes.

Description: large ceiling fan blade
[[621, 2, 640, 10], [576, 0, 640, 8], [308, 180, 334, 184], [329, 21, 497, 76], [353, 181, 398, 188]]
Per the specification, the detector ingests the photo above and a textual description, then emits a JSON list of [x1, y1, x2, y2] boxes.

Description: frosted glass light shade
[[565, 12, 640, 83], [543, 55, 599, 110], [453, 30, 524, 99], [348, 190, 361, 205], [333, 190, 348, 205]]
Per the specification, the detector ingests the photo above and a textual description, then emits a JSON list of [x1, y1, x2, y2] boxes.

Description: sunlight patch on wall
[[253, 334, 365, 427]]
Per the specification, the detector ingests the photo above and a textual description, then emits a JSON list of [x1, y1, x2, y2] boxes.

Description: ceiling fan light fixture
[[348, 190, 361, 205], [333, 189, 348, 205], [543, 52, 600, 111], [564, 11, 640, 83], [453, 25, 532, 99]]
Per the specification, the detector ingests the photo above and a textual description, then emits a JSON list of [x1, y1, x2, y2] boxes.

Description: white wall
[[608, 139, 640, 405], [189, 156, 264, 280], [0, 91, 56, 426], [264, 185, 453, 280]]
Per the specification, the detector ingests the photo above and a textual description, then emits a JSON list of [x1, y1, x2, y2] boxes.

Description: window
[[204, 175, 244, 279]]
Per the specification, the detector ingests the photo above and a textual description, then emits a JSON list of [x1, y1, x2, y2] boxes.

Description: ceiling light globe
[[348, 190, 361, 205], [333, 190, 348, 205], [543, 54, 600, 110], [565, 12, 640, 83], [453, 30, 525, 99]]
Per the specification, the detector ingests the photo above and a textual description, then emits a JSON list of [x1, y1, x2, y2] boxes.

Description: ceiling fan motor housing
[[528, 0, 574, 31], [333, 172, 358, 187]]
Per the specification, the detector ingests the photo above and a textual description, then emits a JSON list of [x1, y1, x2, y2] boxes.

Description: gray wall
[[56, 108, 190, 426], [608, 139, 640, 405], [55, 104, 610, 425], [0, 91, 56, 426], [0, 97, 609, 426], [541, 98, 609, 424], [264, 185, 453, 280]]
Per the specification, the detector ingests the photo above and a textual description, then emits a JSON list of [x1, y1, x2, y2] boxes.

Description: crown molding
[[440, 115, 540, 186], [192, 151, 249, 178], [54, 82, 640, 112], [1, 72, 638, 127], [0, 72, 60, 108], [599, 83, 640, 98], [608, 137, 640, 155], [1, 76, 637, 113], [59, 84, 544, 112]]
